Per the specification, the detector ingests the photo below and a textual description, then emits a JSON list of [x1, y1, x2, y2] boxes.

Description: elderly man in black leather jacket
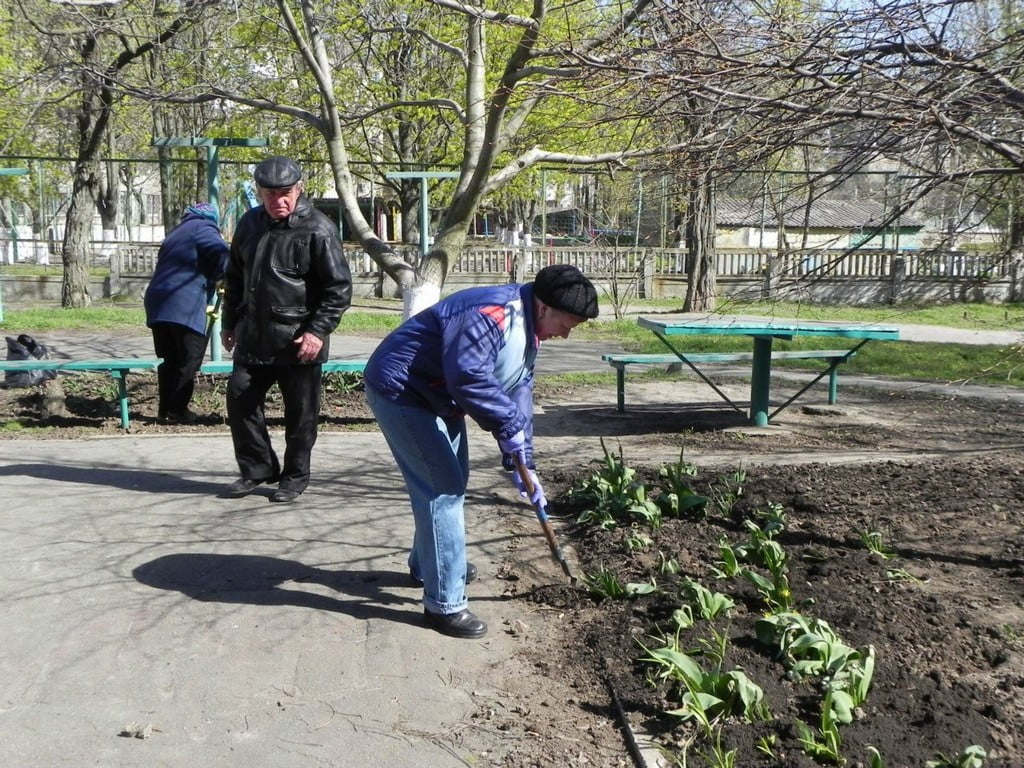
[[221, 156, 352, 503]]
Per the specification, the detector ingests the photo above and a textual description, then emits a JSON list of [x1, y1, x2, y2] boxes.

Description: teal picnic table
[[636, 316, 900, 427]]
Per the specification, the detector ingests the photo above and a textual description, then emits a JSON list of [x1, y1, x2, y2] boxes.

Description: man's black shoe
[[161, 409, 197, 425], [271, 487, 301, 503], [409, 562, 477, 586], [423, 609, 488, 639], [224, 478, 261, 497]]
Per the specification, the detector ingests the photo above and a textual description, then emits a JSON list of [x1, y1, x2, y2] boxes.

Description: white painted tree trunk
[[402, 282, 442, 318], [99, 228, 117, 260]]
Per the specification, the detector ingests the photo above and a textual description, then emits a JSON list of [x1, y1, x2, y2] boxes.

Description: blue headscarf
[[185, 202, 218, 223]]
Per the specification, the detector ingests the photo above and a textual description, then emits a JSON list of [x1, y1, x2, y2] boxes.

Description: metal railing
[[1, 238, 1014, 281]]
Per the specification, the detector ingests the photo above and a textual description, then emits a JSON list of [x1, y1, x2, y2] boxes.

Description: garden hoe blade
[[514, 455, 576, 584]]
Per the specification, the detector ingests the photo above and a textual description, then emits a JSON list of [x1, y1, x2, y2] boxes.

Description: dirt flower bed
[[523, 454, 1024, 767], [2, 369, 1023, 767]]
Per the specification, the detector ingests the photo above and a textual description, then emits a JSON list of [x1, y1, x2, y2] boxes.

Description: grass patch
[[718, 299, 1024, 330], [601, 298, 1024, 330], [1, 306, 147, 332], [0, 306, 402, 336], [2, 298, 1021, 389]]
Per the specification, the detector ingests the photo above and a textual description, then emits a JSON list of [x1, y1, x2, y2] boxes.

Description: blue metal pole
[[206, 145, 223, 361]]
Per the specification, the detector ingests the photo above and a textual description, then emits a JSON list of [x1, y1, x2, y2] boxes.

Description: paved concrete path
[[0, 430, 556, 767]]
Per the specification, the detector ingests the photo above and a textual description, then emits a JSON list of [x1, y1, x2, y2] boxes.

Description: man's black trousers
[[226, 362, 323, 492]]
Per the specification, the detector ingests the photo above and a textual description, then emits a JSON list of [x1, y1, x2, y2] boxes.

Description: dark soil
[[2, 370, 1023, 768]]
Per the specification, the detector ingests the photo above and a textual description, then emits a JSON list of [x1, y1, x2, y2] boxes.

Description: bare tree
[[124, 0, 708, 313], [613, 0, 1023, 306], [12, 0, 222, 307]]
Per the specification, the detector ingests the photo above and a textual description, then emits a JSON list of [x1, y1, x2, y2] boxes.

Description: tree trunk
[[407, 224, 471, 316], [683, 170, 717, 312], [62, 160, 99, 308]]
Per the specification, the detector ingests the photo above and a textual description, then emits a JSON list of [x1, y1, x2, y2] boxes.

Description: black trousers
[[151, 323, 209, 417], [226, 362, 322, 491]]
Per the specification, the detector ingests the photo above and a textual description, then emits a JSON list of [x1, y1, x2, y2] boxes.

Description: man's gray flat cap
[[253, 156, 303, 188]]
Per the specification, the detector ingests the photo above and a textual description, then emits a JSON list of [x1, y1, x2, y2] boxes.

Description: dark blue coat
[[144, 212, 230, 335], [364, 282, 538, 442]]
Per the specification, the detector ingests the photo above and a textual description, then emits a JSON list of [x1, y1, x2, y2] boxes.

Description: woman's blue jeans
[[366, 386, 471, 615]]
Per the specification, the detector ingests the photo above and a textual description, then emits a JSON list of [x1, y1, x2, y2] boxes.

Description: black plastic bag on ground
[[4, 334, 58, 388]]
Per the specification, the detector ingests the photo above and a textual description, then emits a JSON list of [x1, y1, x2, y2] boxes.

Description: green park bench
[[0, 358, 162, 431], [0, 357, 369, 432], [197, 359, 368, 375], [602, 349, 857, 414]]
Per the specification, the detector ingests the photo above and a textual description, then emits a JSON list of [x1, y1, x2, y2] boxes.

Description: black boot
[[423, 609, 488, 639]]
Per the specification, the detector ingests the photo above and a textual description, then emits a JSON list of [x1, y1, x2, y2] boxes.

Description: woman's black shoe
[[423, 609, 488, 639]]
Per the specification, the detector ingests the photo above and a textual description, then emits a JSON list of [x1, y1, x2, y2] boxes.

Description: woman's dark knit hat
[[533, 264, 599, 319]]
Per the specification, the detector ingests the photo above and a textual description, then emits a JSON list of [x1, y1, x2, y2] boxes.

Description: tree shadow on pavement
[[0, 462, 225, 494], [133, 553, 423, 626]]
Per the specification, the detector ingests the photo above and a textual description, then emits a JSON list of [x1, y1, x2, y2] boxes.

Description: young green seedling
[[795, 690, 844, 765], [858, 527, 894, 559], [682, 578, 736, 620], [926, 745, 987, 768], [655, 448, 709, 519]]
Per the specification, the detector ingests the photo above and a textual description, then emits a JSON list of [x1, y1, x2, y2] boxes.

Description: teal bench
[[199, 359, 368, 375], [0, 357, 369, 432], [602, 349, 857, 414], [0, 358, 162, 431]]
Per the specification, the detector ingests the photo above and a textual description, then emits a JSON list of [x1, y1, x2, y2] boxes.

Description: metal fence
[[444, 246, 1013, 280], [1, 238, 1014, 281]]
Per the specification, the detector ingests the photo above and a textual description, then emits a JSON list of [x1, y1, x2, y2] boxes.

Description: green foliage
[[655, 449, 710, 519], [698, 727, 738, 768], [571, 439, 662, 530], [623, 527, 654, 552], [754, 612, 875, 720], [883, 567, 926, 584], [926, 745, 987, 768], [584, 567, 627, 599], [712, 537, 744, 579], [642, 644, 770, 730], [590, 299, 1024, 389], [716, 509, 793, 610], [657, 551, 681, 575], [858, 526, 894, 559], [583, 567, 657, 600], [795, 690, 845, 765], [708, 469, 746, 517], [718, 300, 1024, 330], [681, 578, 736, 621], [322, 370, 364, 393]]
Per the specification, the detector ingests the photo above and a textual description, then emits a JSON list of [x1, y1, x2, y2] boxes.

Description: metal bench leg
[[749, 337, 773, 427], [111, 370, 131, 431], [615, 365, 626, 413], [828, 363, 839, 404]]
